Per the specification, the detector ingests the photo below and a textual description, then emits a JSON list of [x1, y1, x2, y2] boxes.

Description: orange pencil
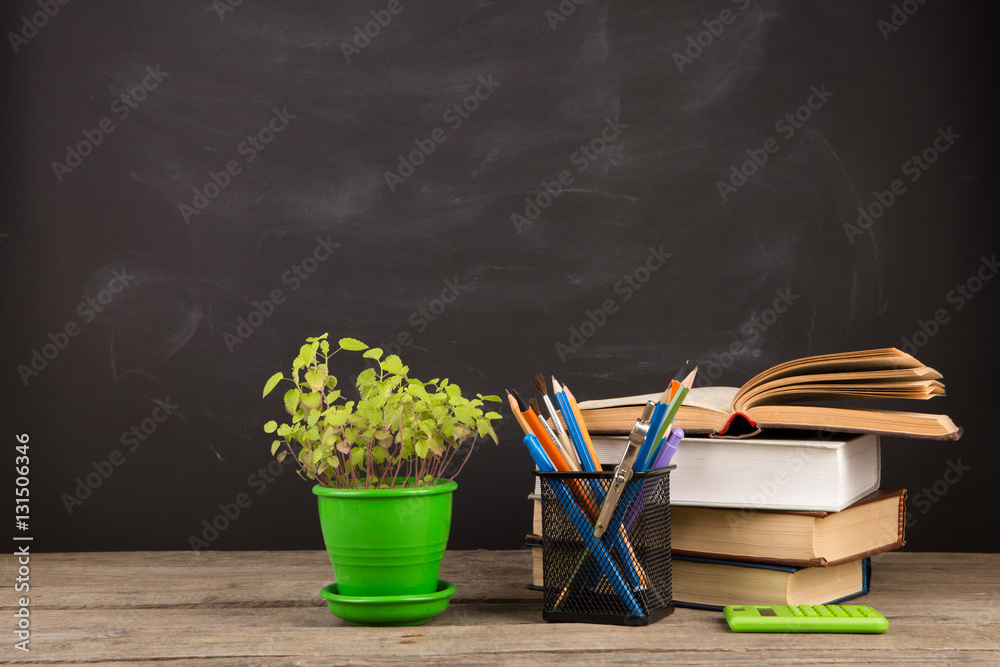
[[506, 390, 533, 437], [510, 389, 570, 472]]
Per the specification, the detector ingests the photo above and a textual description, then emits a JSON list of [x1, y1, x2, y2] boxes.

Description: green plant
[[263, 334, 502, 489]]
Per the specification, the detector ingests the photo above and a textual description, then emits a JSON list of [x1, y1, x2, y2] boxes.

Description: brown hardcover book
[[672, 557, 870, 610], [577, 348, 961, 440], [671, 488, 906, 567], [527, 539, 874, 604]]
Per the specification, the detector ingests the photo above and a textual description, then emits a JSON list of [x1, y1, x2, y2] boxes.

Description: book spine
[[897, 489, 907, 546]]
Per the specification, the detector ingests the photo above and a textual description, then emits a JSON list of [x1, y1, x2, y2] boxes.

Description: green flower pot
[[313, 479, 456, 598]]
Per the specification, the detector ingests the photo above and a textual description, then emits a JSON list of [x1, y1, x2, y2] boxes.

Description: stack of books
[[527, 348, 961, 610]]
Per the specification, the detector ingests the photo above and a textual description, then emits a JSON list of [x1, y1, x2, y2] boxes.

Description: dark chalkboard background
[[3, 0, 998, 553]]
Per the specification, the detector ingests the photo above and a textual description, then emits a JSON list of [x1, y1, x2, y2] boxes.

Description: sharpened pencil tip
[[509, 388, 528, 412], [682, 366, 698, 389]]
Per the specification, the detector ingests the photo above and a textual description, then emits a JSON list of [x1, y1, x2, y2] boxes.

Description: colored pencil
[[643, 367, 698, 469], [511, 389, 570, 472], [533, 374, 581, 470], [505, 390, 533, 437], [561, 383, 603, 472], [552, 377, 601, 472], [530, 397, 580, 472]]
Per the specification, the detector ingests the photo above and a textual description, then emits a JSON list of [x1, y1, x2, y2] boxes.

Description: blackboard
[[3, 0, 998, 554]]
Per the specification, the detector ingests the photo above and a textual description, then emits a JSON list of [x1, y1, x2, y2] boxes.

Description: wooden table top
[[2, 550, 997, 665]]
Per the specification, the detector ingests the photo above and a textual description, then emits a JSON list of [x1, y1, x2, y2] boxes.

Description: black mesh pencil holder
[[535, 465, 674, 626]]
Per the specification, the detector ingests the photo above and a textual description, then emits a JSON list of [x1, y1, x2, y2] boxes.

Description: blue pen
[[523, 433, 555, 473]]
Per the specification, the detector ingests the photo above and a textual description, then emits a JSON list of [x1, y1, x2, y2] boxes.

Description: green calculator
[[723, 604, 888, 633]]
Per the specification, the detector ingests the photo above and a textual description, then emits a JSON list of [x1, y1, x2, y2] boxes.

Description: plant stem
[[392, 450, 405, 486], [283, 441, 311, 479], [448, 439, 477, 481]]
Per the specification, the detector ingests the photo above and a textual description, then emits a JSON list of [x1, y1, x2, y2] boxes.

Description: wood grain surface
[[2, 550, 997, 665]]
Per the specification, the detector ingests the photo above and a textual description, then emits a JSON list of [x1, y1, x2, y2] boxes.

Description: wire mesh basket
[[536, 465, 674, 626]]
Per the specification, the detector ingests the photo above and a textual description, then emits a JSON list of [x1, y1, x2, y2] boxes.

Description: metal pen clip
[[593, 401, 656, 538]]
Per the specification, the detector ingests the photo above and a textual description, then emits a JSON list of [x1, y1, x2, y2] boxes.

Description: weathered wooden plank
[[0, 551, 996, 665], [5, 550, 996, 610], [24, 652, 1000, 667], [0, 549, 540, 609], [15, 605, 1000, 665]]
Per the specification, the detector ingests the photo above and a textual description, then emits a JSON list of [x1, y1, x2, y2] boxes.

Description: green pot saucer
[[320, 580, 456, 626]]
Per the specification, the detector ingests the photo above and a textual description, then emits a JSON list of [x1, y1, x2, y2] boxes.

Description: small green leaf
[[350, 446, 366, 466], [297, 343, 317, 367], [305, 364, 328, 391], [276, 451, 287, 462], [325, 409, 348, 428], [339, 337, 368, 351], [263, 372, 283, 397], [263, 420, 277, 433], [363, 347, 383, 360], [484, 411, 501, 420], [284, 388, 301, 414], [415, 439, 430, 458], [271, 440, 281, 455], [382, 355, 404, 375], [479, 394, 501, 403]]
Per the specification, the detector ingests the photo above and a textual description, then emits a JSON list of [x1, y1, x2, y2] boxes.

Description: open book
[[577, 348, 961, 440]]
